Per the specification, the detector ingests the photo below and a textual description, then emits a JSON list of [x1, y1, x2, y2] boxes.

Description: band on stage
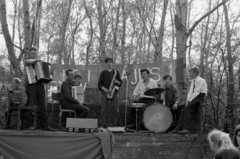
[[7, 54, 207, 134]]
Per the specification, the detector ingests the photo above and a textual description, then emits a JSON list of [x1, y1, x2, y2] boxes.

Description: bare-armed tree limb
[[135, 0, 155, 46], [188, 0, 228, 36]]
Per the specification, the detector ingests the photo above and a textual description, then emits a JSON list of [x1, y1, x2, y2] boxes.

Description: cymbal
[[144, 88, 165, 96]]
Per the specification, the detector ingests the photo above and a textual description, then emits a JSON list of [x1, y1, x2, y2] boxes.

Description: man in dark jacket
[[60, 69, 89, 118], [98, 57, 122, 127]]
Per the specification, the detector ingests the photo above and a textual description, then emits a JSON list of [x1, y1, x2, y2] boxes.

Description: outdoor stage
[[0, 129, 208, 159]]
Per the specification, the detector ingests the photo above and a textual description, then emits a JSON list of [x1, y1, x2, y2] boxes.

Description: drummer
[[127, 69, 158, 129], [133, 69, 158, 105]]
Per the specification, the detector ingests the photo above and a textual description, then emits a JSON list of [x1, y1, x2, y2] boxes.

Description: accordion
[[26, 61, 52, 84], [72, 83, 87, 102]]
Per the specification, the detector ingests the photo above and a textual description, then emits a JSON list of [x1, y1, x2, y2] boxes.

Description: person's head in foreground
[[233, 125, 240, 148], [214, 148, 240, 159], [12, 77, 22, 89], [208, 129, 236, 153]]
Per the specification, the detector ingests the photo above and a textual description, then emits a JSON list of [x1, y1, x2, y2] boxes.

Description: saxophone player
[[98, 57, 122, 128]]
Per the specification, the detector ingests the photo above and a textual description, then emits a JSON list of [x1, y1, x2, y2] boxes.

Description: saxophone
[[107, 70, 119, 99]]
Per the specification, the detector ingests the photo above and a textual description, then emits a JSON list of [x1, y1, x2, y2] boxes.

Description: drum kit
[[130, 88, 173, 133]]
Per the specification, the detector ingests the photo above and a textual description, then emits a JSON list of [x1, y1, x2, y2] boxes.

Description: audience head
[[208, 129, 235, 153], [233, 125, 240, 148], [189, 66, 199, 79], [140, 69, 150, 81], [65, 69, 74, 82], [163, 74, 172, 87], [12, 77, 22, 89], [214, 148, 240, 159]]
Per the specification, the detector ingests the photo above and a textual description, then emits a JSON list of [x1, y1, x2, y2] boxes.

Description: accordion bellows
[[26, 61, 53, 84]]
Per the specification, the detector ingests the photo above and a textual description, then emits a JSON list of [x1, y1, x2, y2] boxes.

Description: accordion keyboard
[[26, 65, 37, 84]]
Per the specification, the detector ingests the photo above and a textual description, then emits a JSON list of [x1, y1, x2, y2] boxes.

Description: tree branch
[[187, 0, 228, 36]]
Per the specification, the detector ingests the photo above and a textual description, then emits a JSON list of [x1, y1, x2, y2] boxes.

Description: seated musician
[[161, 74, 182, 131], [128, 69, 158, 129], [171, 67, 207, 134], [133, 69, 158, 105], [59, 69, 89, 119]]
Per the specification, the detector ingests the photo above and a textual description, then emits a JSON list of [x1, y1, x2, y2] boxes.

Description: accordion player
[[72, 83, 87, 103], [26, 61, 53, 84]]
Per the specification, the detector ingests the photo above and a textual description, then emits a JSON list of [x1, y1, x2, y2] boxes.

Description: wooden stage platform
[[0, 129, 208, 159], [111, 133, 205, 159]]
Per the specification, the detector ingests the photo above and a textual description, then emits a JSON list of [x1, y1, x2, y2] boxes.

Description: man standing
[[98, 57, 122, 127], [171, 67, 207, 134], [24, 47, 55, 131], [60, 69, 89, 118], [162, 74, 182, 131]]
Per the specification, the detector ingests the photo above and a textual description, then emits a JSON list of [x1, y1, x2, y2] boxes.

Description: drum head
[[143, 103, 172, 133]]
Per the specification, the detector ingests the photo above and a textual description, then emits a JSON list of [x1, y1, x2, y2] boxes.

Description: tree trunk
[[22, 0, 31, 51], [83, 0, 93, 66], [31, 0, 42, 48], [61, 0, 73, 65], [112, 0, 120, 60], [175, 0, 227, 104], [121, 0, 126, 64], [0, 0, 20, 73], [154, 0, 168, 62], [223, 1, 235, 133], [97, 0, 106, 63], [199, 0, 211, 77]]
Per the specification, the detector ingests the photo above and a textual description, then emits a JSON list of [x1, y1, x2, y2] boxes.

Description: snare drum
[[130, 103, 146, 108], [143, 103, 172, 133]]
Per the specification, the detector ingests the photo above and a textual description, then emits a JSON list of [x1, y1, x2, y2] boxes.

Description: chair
[[5, 89, 38, 131], [51, 93, 76, 129]]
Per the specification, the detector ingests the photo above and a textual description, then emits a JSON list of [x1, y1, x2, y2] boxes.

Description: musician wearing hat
[[171, 66, 207, 134], [98, 57, 122, 128]]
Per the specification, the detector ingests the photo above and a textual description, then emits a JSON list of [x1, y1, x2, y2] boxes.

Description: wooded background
[[0, 0, 240, 135]]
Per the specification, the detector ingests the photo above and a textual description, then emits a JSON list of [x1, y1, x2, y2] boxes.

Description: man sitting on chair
[[133, 69, 158, 105], [128, 69, 158, 129], [59, 69, 89, 118], [171, 67, 207, 134]]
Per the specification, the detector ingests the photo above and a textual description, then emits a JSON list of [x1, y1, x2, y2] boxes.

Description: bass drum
[[143, 103, 172, 133]]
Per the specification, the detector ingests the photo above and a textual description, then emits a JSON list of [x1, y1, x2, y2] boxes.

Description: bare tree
[[0, 0, 20, 73], [222, 0, 235, 132]]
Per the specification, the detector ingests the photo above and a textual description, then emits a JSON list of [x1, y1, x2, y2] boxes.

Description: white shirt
[[187, 76, 208, 102], [133, 78, 158, 98]]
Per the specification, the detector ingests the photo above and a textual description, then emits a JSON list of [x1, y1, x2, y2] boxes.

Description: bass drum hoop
[[143, 103, 172, 133]]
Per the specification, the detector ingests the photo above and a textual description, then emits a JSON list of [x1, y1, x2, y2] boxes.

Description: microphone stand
[[124, 71, 130, 127]]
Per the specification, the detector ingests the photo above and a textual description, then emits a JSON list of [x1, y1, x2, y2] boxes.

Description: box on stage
[[66, 128, 94, 133], [66, 118, 98, 133]]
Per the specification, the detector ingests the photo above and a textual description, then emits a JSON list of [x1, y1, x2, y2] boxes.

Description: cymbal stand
[[124, 73, 130, 127]]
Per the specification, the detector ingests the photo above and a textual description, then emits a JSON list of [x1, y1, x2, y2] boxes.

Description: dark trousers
[[165, 104, 183, 132], [175, 93, 205, 131], [60, 100, 89, 118], [99, 92, 120, 126], [26, 82, 49, 128]]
